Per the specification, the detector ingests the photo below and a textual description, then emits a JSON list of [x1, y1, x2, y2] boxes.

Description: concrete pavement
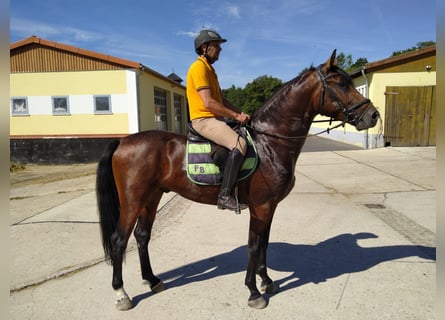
[[9, 144, 436, 319]]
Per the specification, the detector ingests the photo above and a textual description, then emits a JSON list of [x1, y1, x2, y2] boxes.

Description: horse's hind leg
[[110, 228, 134, 311], [111, 201, 148, 310], [134, 190, 165, 293]]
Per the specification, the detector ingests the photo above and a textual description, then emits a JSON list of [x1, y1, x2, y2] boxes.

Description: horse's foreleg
[[245, 227, 267, 309], [257, 227, 279, 295], [245, 210, 279, 309], [133, 194, 165, 293]]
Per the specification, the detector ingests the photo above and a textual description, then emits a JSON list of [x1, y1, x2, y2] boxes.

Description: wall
[[138, 71, 187, 133], [10, 69, 138, 136], [10, 137, 117, 164]]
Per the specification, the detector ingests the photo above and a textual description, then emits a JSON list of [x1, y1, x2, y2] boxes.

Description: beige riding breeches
[[191, 117, 247, 155]]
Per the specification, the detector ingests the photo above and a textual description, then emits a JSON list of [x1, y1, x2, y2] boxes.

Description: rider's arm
[[198, 88, 249, 123]]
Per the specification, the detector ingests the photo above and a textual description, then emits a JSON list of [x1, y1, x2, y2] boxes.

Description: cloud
[[177, 31, 198, 38], [10, 17, 102, 43], [225, 4, 240, 18]]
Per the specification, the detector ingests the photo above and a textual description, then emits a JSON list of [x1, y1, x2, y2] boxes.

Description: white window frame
[[356, 85, 367, 98], [173, 94, 183, 133], [11, 97, 29, 116], [154, 88, 167, 130], [52, 96, 70, 115], [94, 95, 112, 114]]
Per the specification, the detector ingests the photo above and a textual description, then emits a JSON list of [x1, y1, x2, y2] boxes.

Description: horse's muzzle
[[355, 106, 380, 131]]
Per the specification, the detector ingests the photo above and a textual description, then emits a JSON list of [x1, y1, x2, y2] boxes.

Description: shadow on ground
[[132, 232, 435, 306]]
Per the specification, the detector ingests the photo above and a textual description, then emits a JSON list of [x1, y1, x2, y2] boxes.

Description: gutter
[[360, 67, 370, 149]]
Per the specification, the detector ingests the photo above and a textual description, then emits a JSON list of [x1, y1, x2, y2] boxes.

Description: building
[[310, 46, 436, 148], [10, 36, 188, 164]]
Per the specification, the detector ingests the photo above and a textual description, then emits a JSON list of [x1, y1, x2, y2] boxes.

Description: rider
[[186, 29, 250, 212]]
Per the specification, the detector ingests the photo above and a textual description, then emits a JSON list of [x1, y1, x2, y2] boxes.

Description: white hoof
[[115, 288, 133, 311]]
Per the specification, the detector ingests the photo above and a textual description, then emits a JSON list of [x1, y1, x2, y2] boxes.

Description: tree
[[391, 41, 435, 56], [243, 75, 283, 114], [336, 52, 353, 70], [222, 75, 283, 115], [223, 85, 247, 109], [336, 52, 368, 72]]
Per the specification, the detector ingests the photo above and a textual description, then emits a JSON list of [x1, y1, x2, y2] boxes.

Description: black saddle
[[187, 123, 209, 142]]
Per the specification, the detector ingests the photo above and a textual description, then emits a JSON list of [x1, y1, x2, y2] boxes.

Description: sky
[[10, 0, 436, 89]]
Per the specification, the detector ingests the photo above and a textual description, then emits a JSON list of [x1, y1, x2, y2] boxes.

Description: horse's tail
[[96, 140, 121, 263]]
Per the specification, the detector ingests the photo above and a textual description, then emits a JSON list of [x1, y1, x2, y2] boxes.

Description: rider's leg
[[192, 117, 248, 212], [217, 147, 245, 211]]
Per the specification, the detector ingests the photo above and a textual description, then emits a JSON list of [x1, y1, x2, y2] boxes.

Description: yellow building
[[310, 46, 436, 148], [10, 36, 187, 163]]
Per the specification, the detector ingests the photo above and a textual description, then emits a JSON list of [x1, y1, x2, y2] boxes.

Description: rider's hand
[[236, 112, 250, 124]]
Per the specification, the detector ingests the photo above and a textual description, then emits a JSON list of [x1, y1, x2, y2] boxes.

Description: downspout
[[360, 67, 369, 148], [136, 68, 142, 132]]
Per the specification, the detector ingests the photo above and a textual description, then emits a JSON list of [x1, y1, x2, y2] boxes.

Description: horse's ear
[[325, 49, 338, 70]]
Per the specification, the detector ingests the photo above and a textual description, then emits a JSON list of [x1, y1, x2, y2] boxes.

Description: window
[[173, 94, 183, 134], [94, 95, 112, 113], [52, 96, 70, 114], [154, 89, 167, 130], [356, 85, 367, 98], [11, 97, 29, 115]]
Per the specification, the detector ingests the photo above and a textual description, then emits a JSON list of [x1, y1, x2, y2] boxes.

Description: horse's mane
[[251, 65, 316, 120], [251, 63, 353, 121]]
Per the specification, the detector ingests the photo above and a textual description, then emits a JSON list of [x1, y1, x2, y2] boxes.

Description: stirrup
[[217, 187, 247, 214]]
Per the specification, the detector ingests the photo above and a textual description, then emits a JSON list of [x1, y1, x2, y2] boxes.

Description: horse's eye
[[337, 77, 348, 88], [337, 77, 347, 88]]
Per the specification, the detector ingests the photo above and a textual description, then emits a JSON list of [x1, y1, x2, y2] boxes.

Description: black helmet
[[194, 29, 227, 54]]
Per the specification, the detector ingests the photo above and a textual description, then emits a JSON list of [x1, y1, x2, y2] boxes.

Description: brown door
[[384, 86, 436, 147]]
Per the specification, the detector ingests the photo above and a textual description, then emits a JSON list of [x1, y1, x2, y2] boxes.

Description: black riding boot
[[217, 148, 245, 211]]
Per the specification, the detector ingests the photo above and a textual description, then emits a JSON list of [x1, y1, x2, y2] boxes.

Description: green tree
[[349, 57, 368, 71], [222, 85, 247, 108], [391, 41, 435, 56], [336, 52, 353, 70], [336, 52, 368, 72], [242, 75, 283, 114], [223, 75, 283, 115]]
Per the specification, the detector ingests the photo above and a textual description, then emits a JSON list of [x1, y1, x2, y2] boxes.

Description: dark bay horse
[[96, 50, 380, 311]]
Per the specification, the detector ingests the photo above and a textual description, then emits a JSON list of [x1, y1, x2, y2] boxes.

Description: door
[[384, 86, 436, 147]]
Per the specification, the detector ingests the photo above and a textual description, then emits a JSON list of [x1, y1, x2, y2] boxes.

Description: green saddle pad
[[186, 129, 258, 185]]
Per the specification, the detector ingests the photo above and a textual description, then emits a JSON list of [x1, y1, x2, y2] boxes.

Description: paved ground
[[9, 137, 436, 319]]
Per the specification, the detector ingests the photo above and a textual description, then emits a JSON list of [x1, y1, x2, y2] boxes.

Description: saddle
[[186, 123, 258, 185]]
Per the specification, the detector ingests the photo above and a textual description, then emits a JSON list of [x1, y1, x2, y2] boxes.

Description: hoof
[[261, 282, 279, 295], [151, 281, 165, 293], [115, 296, 133, 311], [248, 296, 268, 309]]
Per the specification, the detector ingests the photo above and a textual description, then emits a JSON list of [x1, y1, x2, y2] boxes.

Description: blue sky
[[10, 0, 436, 89]]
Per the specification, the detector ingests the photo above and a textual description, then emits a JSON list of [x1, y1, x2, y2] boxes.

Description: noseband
[[316, 66, 370, 125]]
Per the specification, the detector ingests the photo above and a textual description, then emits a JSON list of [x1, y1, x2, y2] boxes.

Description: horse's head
[[315, 50, 380, 131]]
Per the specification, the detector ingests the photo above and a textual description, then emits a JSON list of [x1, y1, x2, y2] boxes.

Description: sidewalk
[[9, 146, 436, 319]]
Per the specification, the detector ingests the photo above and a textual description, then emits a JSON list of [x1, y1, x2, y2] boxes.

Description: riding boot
[[217, 148, 246, 211]]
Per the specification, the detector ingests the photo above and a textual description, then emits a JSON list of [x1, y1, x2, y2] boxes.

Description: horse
[[96, 50, 380, 311]]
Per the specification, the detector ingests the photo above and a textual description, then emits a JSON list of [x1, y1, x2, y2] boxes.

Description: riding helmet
[[194, 29, 227, 54]]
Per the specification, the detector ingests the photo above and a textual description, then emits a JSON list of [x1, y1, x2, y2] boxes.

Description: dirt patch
[[10, 163, 98, 187]]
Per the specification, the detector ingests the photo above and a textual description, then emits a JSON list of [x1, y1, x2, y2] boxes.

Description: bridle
[[248, 66, 371, 141], [316, 66, 370, 126]]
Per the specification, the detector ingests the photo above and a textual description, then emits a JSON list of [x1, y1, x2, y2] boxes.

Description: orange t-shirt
[[186, 56, 223, 120]]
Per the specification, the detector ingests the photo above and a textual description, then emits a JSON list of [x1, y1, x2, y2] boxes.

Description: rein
[[248, 66, 370, 142]]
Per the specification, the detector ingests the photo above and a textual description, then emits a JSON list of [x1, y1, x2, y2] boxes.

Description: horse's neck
[[252, 78, 317, 139]]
